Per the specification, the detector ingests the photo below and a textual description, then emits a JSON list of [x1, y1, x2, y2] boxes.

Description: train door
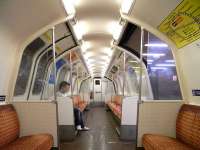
[[93, 78, 102, 102]]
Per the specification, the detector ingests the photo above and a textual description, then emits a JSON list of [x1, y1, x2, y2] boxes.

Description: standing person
[[57, 81, 89, 131]]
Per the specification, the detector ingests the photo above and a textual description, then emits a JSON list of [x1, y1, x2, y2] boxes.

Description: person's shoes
[[82, 126, 90, 131], [76, 125, 82, 131]]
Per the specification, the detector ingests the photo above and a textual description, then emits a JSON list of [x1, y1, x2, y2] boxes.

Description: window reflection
[[144, 31, 182, 100]]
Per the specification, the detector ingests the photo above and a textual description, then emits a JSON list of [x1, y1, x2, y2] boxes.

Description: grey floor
[[60, 106, 136, 150]]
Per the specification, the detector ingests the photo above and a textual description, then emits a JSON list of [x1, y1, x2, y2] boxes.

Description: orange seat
[[107, 95, 122, 119], [1, 134, 53, 150], [142, 104, 200, 150], [72, 95, 88, 111], [0, 104, 53, 150], [143, 134, 193, 150]]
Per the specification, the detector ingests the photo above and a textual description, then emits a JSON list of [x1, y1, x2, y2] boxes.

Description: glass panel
[[55, 36, 76, 55], [32, 50, 53, 95], [119, 23, 141, 57], [57, 66, 68, 87], [143, 31, 182, 100], [14, 37, 45, 96], [125, 56, 140, 96]]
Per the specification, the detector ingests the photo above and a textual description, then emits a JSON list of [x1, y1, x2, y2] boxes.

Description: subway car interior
[[0, 0, 200, 150]]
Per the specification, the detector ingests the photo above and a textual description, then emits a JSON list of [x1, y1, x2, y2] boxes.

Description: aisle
[[60, 107, 136, 150]]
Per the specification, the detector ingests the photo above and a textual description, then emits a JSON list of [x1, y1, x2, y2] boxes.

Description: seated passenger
[[57, 81, 90, 131]]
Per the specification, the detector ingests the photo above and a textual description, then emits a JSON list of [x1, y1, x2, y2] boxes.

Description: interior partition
[[137, 101, 183, 147], [12, 101, 58, 147]]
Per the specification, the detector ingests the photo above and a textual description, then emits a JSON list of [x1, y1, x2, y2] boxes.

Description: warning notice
[[158, 0, 200, 48]]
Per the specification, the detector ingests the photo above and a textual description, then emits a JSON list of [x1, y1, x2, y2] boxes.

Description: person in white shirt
[[57, 81, 89, 131]]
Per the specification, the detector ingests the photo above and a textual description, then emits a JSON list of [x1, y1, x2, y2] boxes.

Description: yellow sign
[[158, 0, 200, 48]]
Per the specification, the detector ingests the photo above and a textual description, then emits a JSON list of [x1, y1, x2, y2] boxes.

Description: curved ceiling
[[72, 0, 123, 77], [0, 0, 186, 90]]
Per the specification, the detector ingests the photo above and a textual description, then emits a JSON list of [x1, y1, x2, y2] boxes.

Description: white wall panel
[[137, 101, 183, 147], [12, 102, 58, 147]]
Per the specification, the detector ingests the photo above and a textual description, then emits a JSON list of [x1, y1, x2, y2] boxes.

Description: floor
[[60, 106, 136, 150]]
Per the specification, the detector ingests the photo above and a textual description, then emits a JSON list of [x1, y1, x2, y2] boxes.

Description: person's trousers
[[73, 108, 84, 128]]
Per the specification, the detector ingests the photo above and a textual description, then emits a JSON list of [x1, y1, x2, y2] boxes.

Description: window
[[143, 31, 182, 100], [14, 22, 78, 100], [125, 56, 140, 96], [32, 50, 53, 95], [14, 37, 45, 96], [118, 22, 182, 100], [95, 80, 100, 85], [57, 66, 68, 85]]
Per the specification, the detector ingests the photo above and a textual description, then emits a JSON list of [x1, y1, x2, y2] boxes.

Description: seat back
[[72, 96, 79, 106], [57, 97, 74, 125], [114, 96, 122, 105], [0, 104, 19, 147], [176, 104, 200, 149]]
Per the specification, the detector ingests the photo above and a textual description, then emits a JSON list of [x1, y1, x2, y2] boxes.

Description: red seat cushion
[[176, 104, 200, 149], [73, 95, 87, 111], [0, 105, 19, 148], [114, 96, 122, 105], [143, 134, 193, 150], [1, 134, 53, 150]]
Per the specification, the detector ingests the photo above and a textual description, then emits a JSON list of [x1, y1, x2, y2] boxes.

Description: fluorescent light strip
[[73, 23, 82, 40], [84, 55, 111, 60], [155, 64, 176, 67], [108, 22, 123, 40], [144, 43, 168, 47], [81, 41, 91, 52], [147, 59, 154, 62], [62, 0, 75, 15], [121, 0, 135, 14], [86, 59, 110, 63], [165, 60, 175, 63], [151, 67, 167, 70], [132, 67, 140, 69], [142, 53, 165, 57], [129, 60, 138, 63]]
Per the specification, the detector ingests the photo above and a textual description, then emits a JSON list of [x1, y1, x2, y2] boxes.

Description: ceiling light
[[83, 52, 96, 59], [144, 43, 168, 47], [81, 41, 91, 52], [151, 67, 167, 70], [155, 64, 176, 67], [142, 53, 165, 58], [88, 64, 108, 69], [103, 48, 114, 57], [147, 59, 154, 62], [73, 22, 82, 40], [165, 60, 175, 63], [121, 0, 135, 14], [84, 54, 111, 60], [108, 22, 123, 40], [129, 60, 138, 63], [86, 60, 110, 65], [132, 67, 140, 69], [62, 0, 76, 15], [73, 21, 89, 41]]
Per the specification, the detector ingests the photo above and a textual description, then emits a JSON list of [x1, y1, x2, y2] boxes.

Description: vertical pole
[[101, 78, 103, 102], [76, 66, 79, 95], [93, 78, 94, 103], [52, 27, 57, 101], [52, 27, 60, 149], [123, 52, 126, 97], [138, 28, 144, 103], [70, 51, 73, 97]]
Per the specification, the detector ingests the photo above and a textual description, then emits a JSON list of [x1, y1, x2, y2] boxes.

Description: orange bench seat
[[107, 95, 122, 119], [72, 95, 88, 112], [0, 104, 53, 150], [142, 104, 200, 150]]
